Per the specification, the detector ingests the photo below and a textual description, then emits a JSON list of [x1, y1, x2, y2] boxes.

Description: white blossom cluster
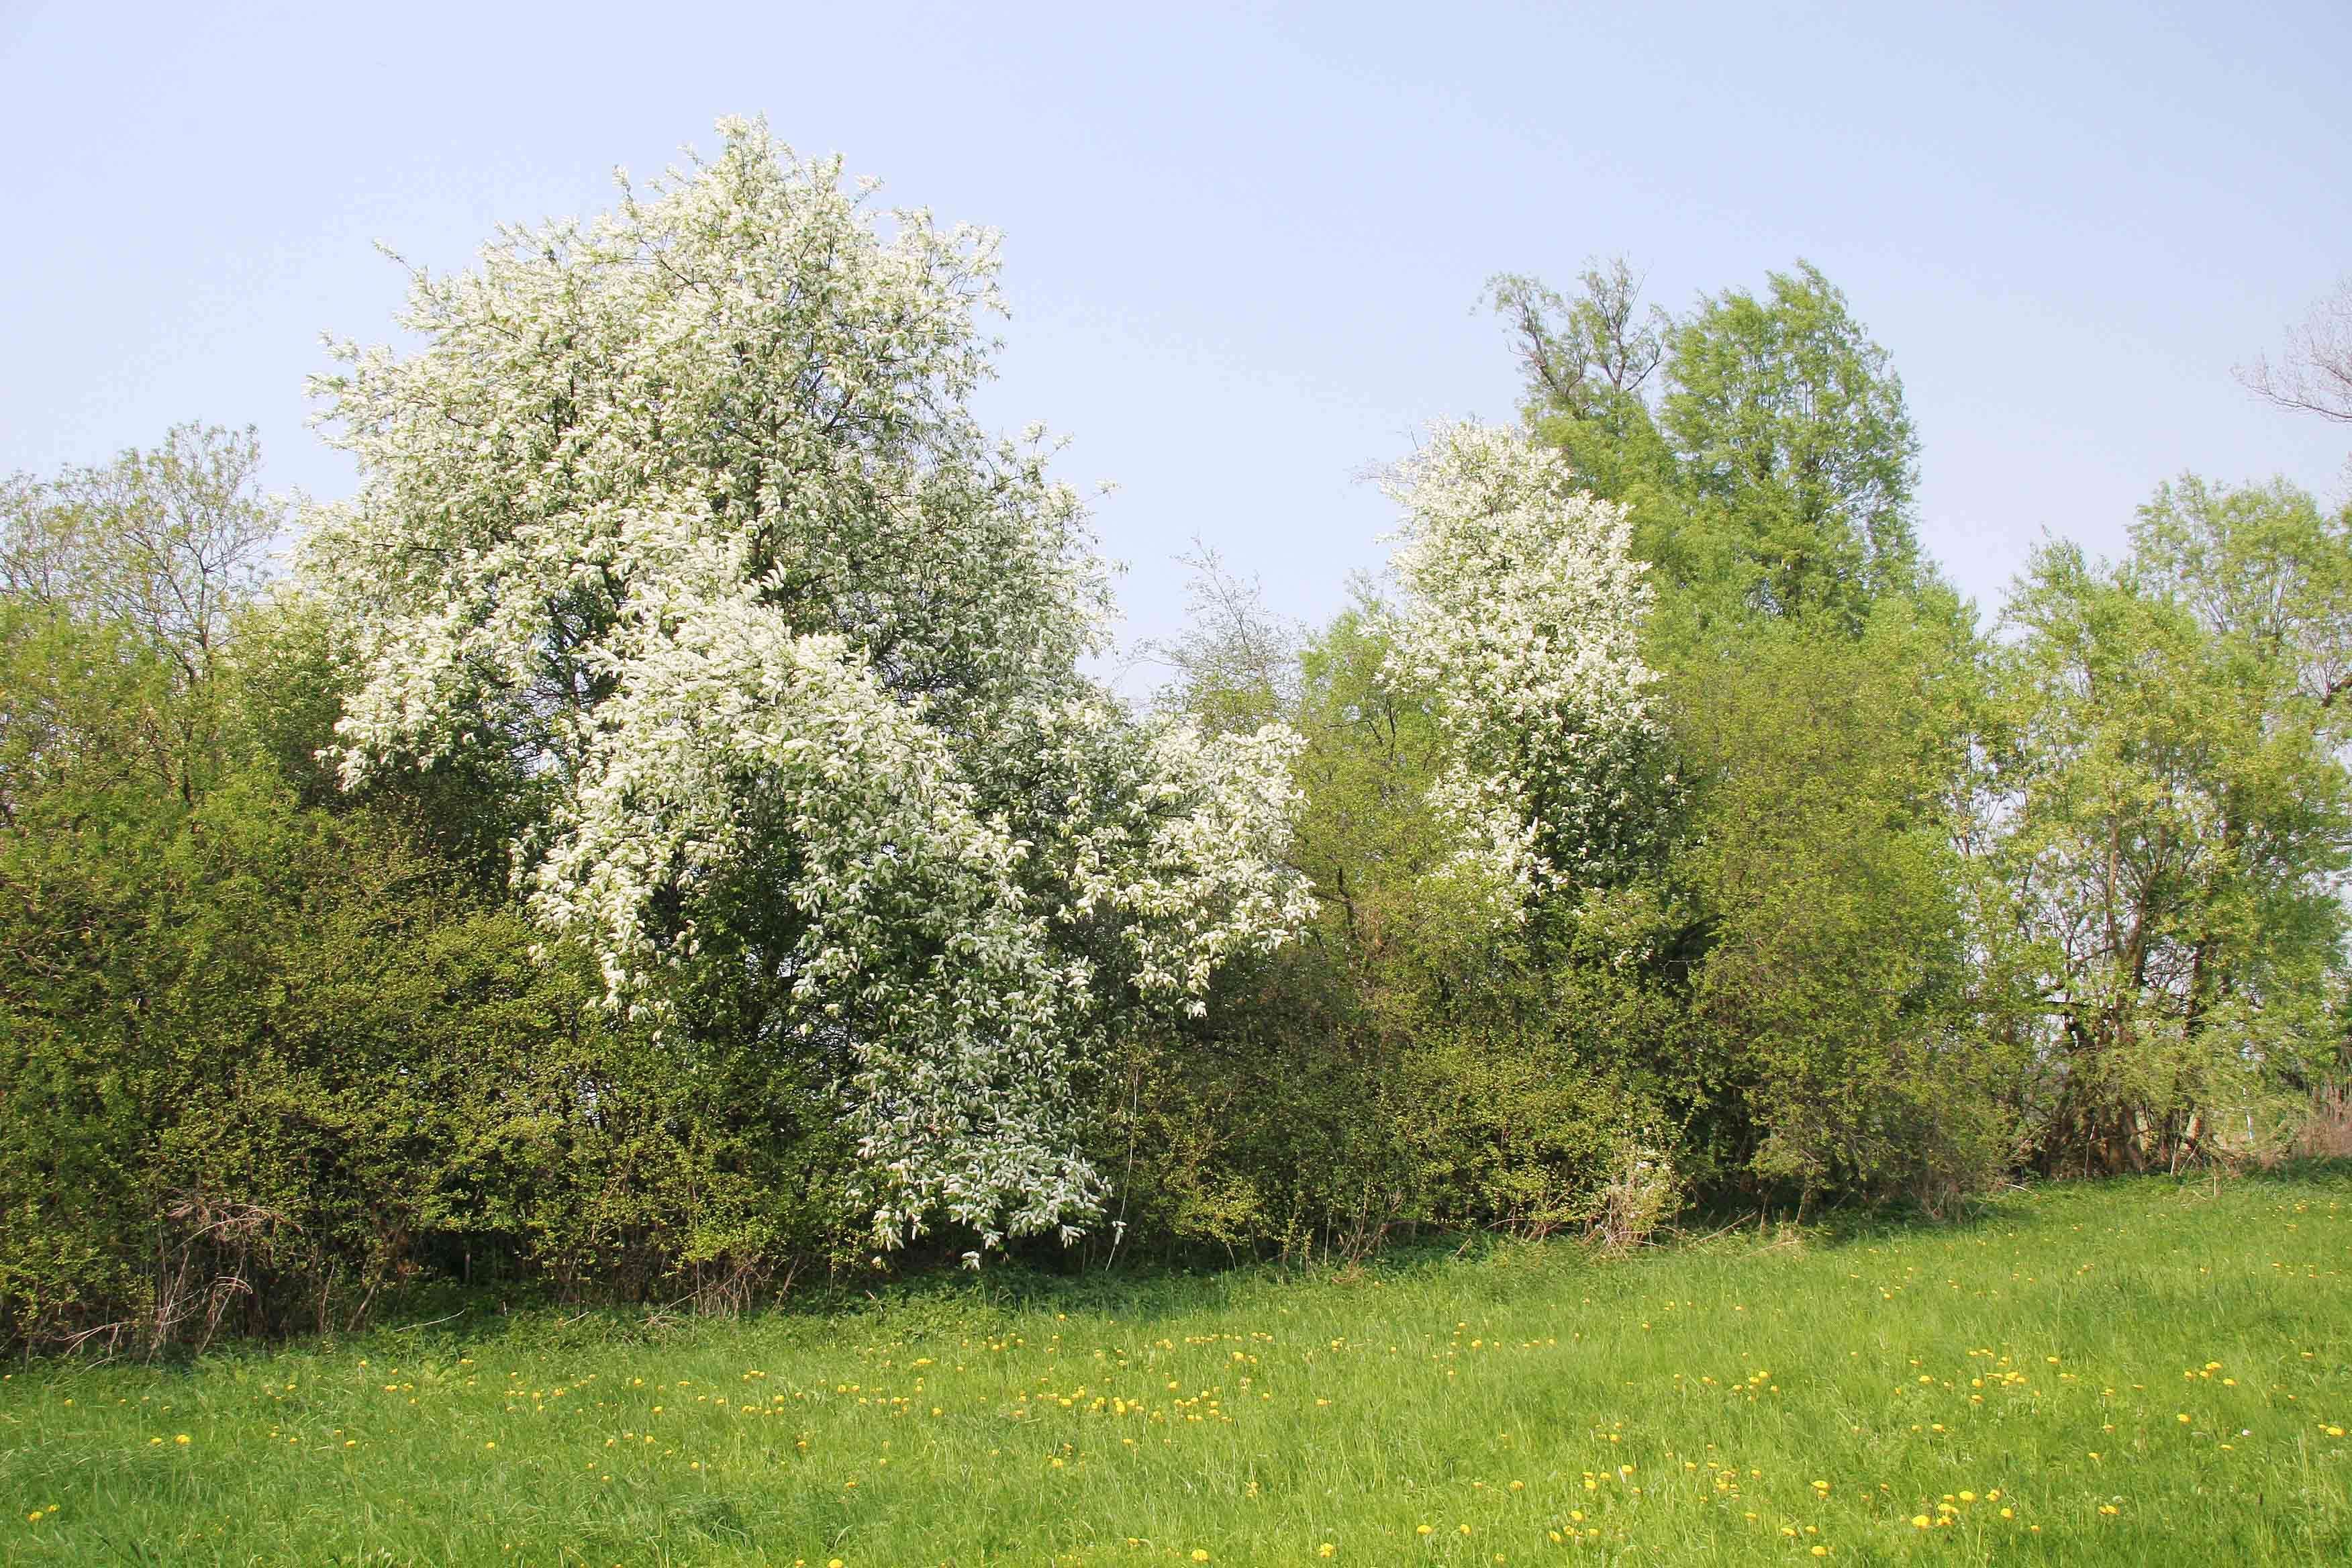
[[299, 119, 1308, 1247], [1381, 422, 1661, 910], [1030, 701, 1316, 1007]]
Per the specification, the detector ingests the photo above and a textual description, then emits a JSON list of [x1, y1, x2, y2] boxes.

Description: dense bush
[[1, 428, 867, 1350]]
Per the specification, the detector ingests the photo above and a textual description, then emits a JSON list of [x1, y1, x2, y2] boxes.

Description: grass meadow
[[4, 1170, 2347, 1566]]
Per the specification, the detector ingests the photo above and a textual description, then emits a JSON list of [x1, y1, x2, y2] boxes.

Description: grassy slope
[[4, 1171, 2347, 1567]]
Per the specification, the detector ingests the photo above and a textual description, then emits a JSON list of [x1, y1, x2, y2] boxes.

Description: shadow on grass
[[72, 1161, 2352, 1377]]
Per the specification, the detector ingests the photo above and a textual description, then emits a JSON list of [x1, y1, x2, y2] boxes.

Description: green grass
[[5, 1171, 2349, 1566]]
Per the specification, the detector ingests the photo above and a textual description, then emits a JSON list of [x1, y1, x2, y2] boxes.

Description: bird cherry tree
[[301, 118, 1310, 1249], [1380, 422, 1663, 914]]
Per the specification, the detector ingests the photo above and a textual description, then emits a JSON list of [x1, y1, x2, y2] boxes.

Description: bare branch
[[1483, 257, 1668, 411], [2239, 277, 2352, 426]]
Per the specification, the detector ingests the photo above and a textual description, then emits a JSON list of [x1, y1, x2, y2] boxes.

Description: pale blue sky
[[4, 0, 2347, 665]]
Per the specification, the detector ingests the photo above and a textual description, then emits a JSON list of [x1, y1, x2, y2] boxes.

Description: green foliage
[[1481, 258, 1997, 1210], [1120, 567, 1686, 1258], [1488, 261, 1680, 509], [1085, 921, 1681, 1263], [1141, 542, 1300, 738], [1495, 257, 1922, 635], [1988, 477, 2352, 1175], [0, 430, 859, 1352], [1658, 261, 1922, 626], [1673, 600, 2014, 1208], [0, 684, 859, 1347], [1286, 591, 1450, 947], [1475, 256, 2351, 1212]]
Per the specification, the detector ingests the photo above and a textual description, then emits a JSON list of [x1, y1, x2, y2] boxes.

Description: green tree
[[1659, 260, 1920, 627], [2, 424, 280, 803], [1287, 586, 1450, 953], [1675, 596, 2006, 1210], [1142, 541, 1301, 738], [1493, 258, 1922, 632], [1990, 477, 2352, 1173], [1487, 260, 1679, 513]]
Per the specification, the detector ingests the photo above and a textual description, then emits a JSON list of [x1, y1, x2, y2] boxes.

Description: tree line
[[5, 121, 2347, 1351]]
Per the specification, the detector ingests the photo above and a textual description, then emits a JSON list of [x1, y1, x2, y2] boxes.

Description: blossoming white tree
[[301, 119, 1310, 1248], [1381, 422, 1662, 911]]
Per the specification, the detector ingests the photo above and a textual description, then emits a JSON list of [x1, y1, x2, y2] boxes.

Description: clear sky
[[5, 0, 2347, 670]]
